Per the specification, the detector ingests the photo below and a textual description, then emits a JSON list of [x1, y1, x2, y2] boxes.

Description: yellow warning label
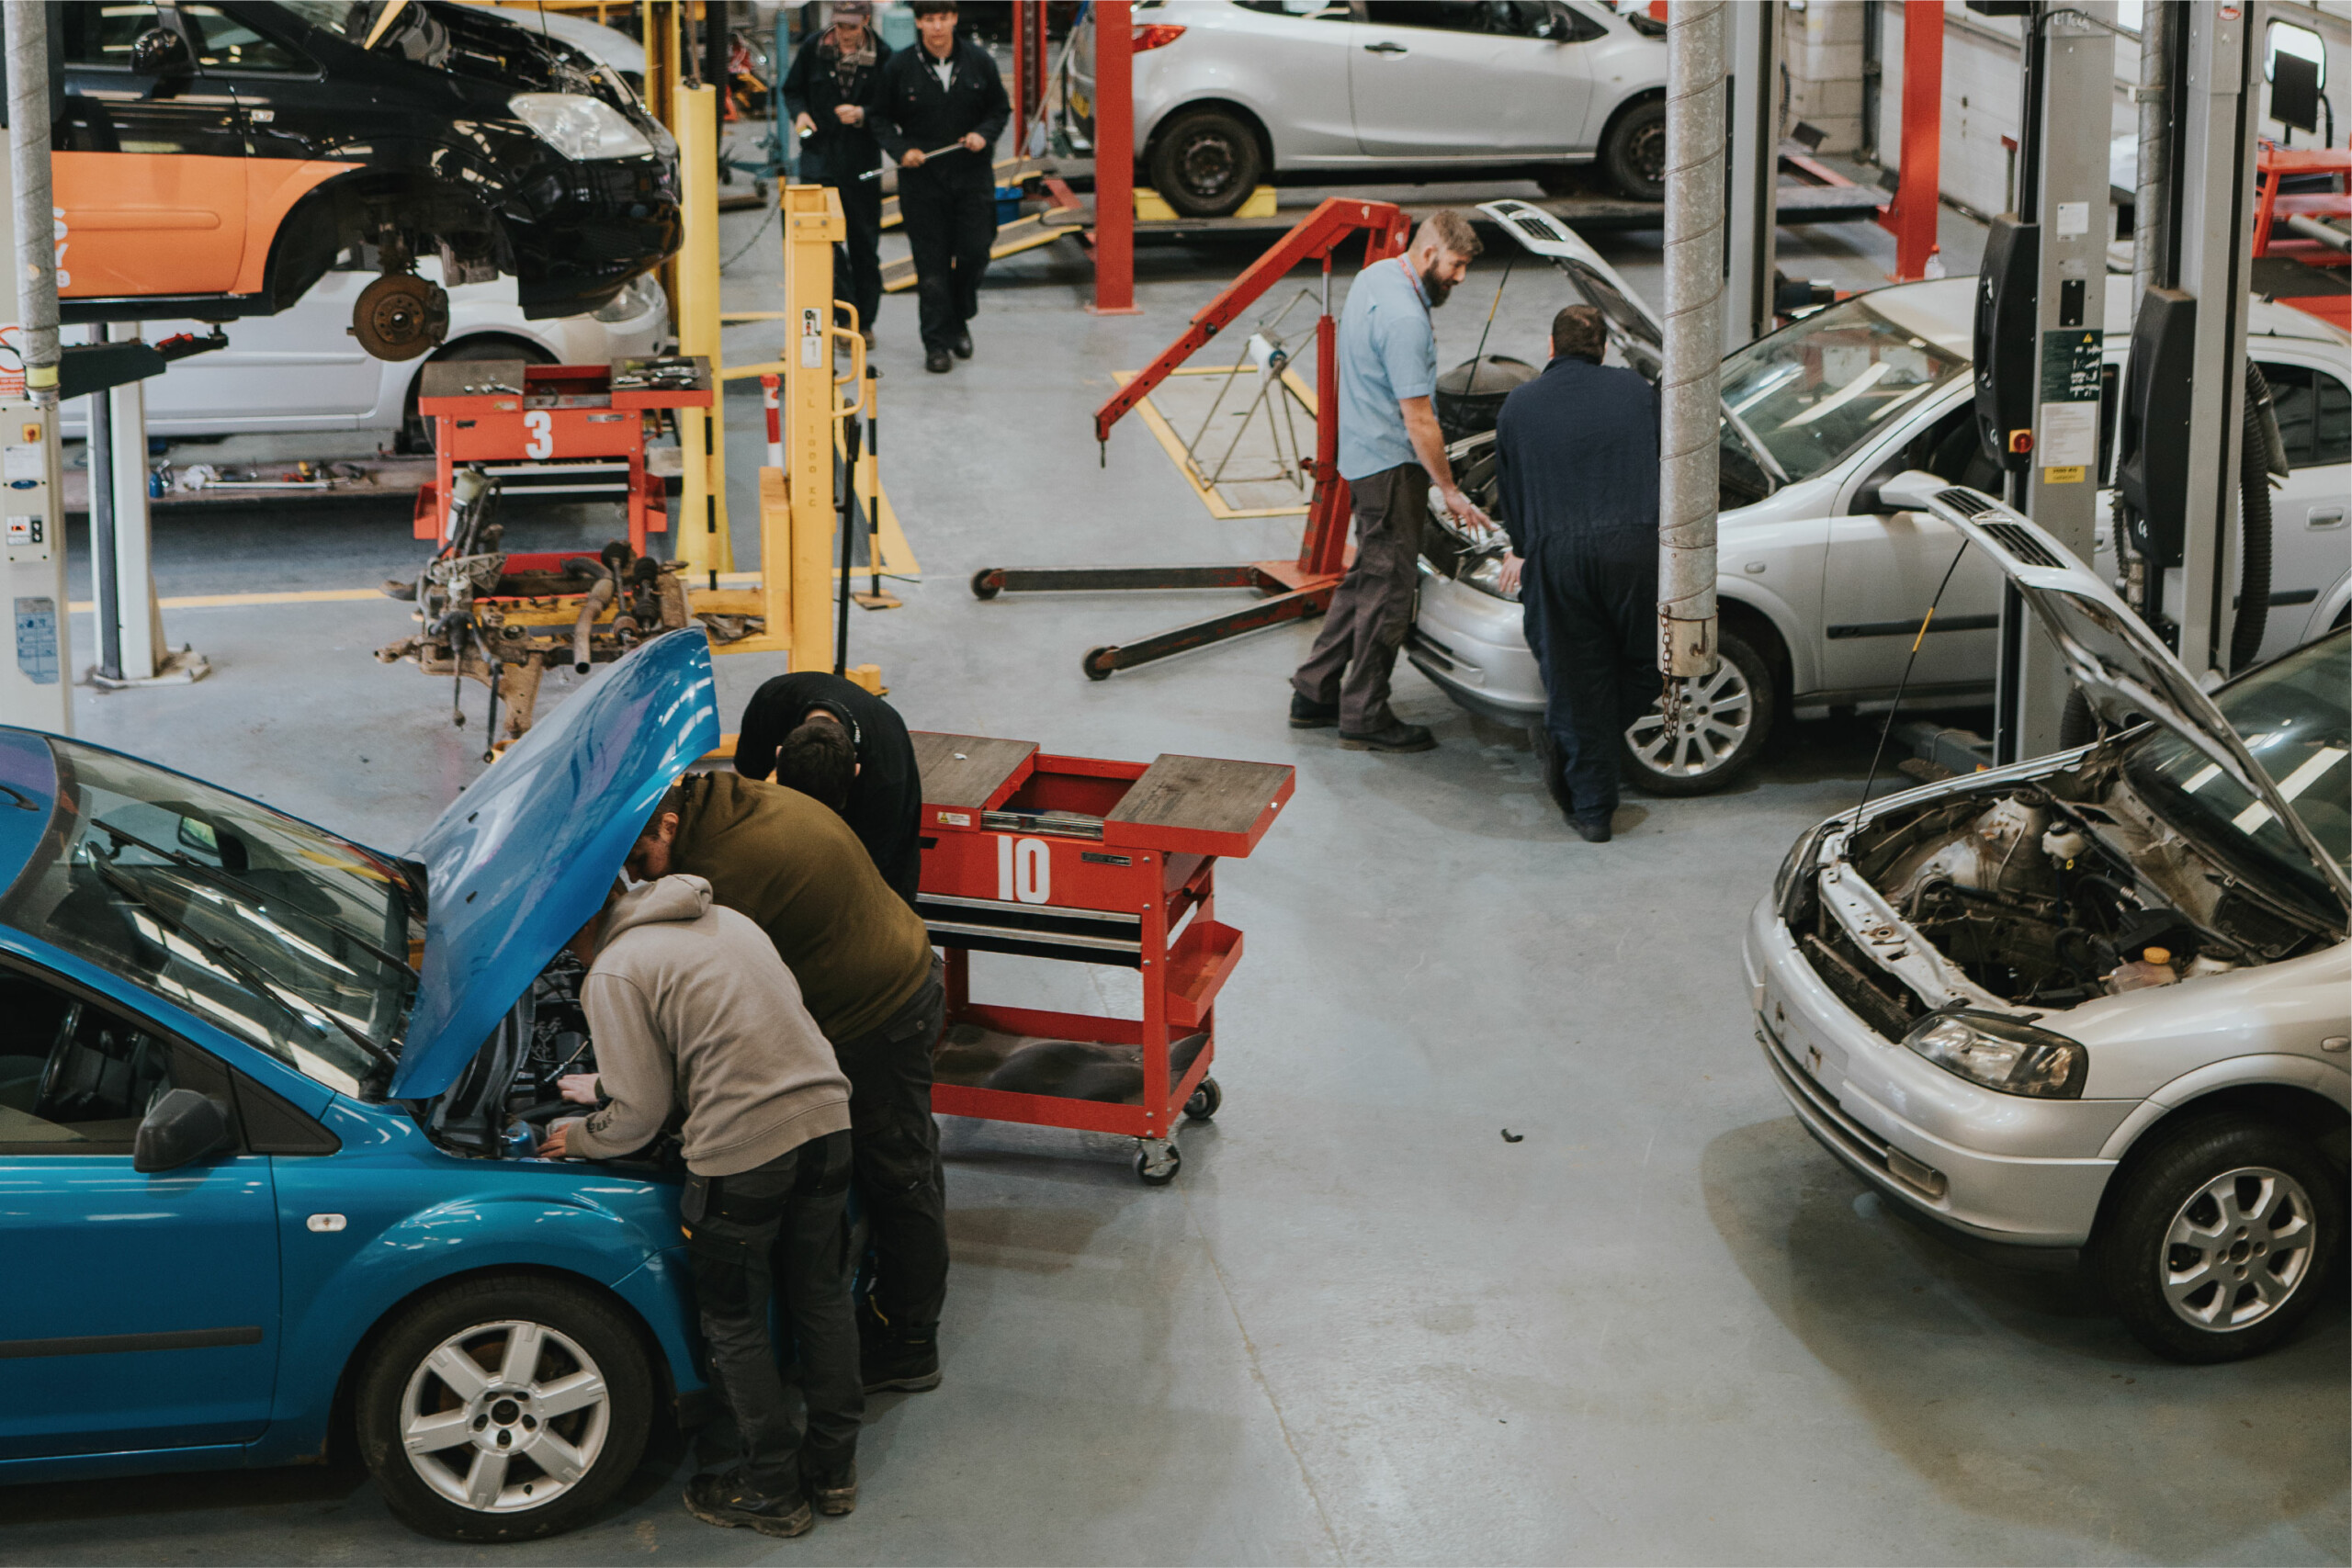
[[2041, 465, 2088, 485]]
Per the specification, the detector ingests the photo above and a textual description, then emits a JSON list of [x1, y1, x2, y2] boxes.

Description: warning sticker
[[800, 307, 823, 369], [15, 595, 57, 685], [2037, 401, 2099, 469]]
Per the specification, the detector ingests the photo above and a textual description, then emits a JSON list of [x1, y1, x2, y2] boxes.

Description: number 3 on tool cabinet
[[524, 410, 553, 459], [997, 835, 1050, 905]]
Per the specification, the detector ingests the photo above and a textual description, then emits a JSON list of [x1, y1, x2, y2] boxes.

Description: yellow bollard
[[672, 83, 734, 585]]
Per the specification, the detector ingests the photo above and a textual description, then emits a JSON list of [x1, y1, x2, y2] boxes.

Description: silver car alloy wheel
[[2162, 1166, 2317, 1331], [1623, 657, 1754, 780], [399, 1318, 612, 1514]]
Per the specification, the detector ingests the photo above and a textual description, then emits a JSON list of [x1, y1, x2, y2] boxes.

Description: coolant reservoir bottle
[[2109, 946, 2177, 993]]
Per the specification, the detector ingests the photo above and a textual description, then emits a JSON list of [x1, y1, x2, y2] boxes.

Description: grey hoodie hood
[[604, 874, 713, 943]]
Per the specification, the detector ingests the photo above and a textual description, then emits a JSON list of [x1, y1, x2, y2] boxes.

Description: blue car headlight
[[1904, 1010, 2087, 1099]]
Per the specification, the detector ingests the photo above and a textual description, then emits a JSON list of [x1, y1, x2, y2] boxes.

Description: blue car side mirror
[[134, 1088, 231, 1174]]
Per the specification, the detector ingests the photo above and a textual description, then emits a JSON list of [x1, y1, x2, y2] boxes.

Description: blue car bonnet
[[390, 629, 719, 1099]]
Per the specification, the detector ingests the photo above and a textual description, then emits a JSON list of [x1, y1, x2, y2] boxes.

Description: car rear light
[[1133, 23, 1186, 51]]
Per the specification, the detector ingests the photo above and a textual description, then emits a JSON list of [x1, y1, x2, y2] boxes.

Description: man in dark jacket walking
[[875, 1, 1008, 374], [1493, 305, 1662, 842], [733, 670, 922, 909], [783, 2, 891, 344]]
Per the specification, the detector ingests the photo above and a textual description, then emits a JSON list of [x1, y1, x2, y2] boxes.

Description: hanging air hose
[[2231, 359, 2284, 673]]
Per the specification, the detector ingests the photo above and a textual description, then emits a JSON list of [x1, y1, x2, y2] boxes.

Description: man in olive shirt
[[629, 773, 949, 1393]]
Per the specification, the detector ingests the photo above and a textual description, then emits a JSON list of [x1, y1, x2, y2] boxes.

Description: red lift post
[[971, 197, 1411, 681], [1010, 0, 1049, 161], [910, 732, 1294, 1184], [1090, 0, 1139, 313], [1876, 0, 1943, 282]]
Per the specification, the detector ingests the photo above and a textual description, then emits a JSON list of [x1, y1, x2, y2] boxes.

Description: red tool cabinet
[[911, 734, 1294, 1184], [413, 356, 713, 556]]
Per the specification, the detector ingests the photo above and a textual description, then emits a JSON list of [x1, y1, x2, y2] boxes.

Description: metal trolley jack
[[969, 198, 1412, 682]]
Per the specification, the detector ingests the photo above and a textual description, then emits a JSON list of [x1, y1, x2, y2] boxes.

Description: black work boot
[[805, 1461, 859, 1517], [861, 1331, 942, 1393], [1338, 719, 1437, 752], [952, 329, 974, 360], [1289, 692, 1339, 729], [1569, 809, 1614, 843], [684, 1470, 815, 1538], [925, 349, 952, 374]]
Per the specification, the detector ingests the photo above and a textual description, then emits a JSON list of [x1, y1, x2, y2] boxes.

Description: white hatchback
[[1748, 477, 2347, 1363], [1408, 202, 2352, 795], [62, 258, 668, 449], [1069, 1, 1668, 216]]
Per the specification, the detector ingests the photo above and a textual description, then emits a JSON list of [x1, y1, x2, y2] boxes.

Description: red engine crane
[[969, 197, 1412, 681]]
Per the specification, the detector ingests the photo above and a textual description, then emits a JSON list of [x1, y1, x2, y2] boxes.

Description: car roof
[[1840, 275, 2350, 351]]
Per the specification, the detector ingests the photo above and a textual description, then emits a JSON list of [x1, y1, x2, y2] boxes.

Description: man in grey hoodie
[[542, 874, 862, 1540]]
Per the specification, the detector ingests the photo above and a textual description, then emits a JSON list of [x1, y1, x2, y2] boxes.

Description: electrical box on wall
[[0, 403, 71, 732]]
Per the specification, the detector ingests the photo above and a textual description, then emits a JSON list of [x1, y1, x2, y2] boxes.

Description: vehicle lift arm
[[972, 198, 1412, 682]]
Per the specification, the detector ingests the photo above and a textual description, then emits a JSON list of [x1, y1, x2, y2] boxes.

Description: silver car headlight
[[592, 271, 665, 323], [1458, 551, 1520, 603], [511, 93, 655, 161], [1903, 1010, 2087, 1099]]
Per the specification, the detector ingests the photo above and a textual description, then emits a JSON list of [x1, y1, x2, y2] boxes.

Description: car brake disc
[[352, 272, 451, 362]]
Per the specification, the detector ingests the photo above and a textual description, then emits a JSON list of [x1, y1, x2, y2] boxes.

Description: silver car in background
[[1068, 1, 1668, 216], [1408, 201, 2352, 795], [1750, 476, 2348, 1364]]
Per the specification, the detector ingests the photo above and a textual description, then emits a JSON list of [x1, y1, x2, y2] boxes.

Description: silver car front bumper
[[1408, 569, 1544, 722], [1744, 894, 2135, 1248]]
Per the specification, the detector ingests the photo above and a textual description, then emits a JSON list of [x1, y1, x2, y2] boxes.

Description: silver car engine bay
[[1796, 752, 2332, 1035]]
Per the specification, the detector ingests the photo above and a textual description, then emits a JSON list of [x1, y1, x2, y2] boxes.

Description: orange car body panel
[[53, 152, 357, 299]]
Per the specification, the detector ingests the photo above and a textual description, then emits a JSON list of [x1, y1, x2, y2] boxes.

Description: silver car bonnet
[[1877, 470, 2352, 917]]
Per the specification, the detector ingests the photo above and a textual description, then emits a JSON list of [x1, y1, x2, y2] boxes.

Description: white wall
[[1872, 1, 2352, 222]]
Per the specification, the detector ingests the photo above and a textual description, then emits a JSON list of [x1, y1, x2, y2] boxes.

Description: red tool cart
[[911, 733, 1294, 1184], [413, 355, 713, 555]]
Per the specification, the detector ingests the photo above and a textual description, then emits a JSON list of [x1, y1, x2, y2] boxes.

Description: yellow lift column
[[671, 81, 733, 585]]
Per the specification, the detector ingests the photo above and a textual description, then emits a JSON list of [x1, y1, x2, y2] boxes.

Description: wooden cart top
[[416, 356, 713, 413], [911, 732, 1292, 859]]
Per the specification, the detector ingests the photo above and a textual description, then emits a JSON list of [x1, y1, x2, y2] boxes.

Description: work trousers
[[1519, 535, 1660, 825], [831, 954, 948, 1338], [897, 166, 995, 354], [683, 1131, 863, 1502], [1292, 462, 1427, 734], [833, 172, 884, 339]]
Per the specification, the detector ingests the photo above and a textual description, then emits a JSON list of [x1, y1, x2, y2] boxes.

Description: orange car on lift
[[52, 2, 681, 359]]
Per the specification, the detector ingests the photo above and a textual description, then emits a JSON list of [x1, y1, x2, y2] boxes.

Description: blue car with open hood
[[0, 630, 718, 1541]]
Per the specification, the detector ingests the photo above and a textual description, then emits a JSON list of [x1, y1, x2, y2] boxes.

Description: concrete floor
[[2, 184, 2343, 1567]]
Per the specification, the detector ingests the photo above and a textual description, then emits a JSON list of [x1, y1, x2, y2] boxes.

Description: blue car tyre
[[356, 1274, 657, 1541]]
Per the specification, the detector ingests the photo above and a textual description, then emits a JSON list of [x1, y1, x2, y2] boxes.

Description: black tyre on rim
[[2089, 1114, 2341, 1363], [399, 337, 553, 455], [1146, 107, 1262, 219], [1600, 98, 1668, 202], [1136, 1140, 1182, 1185], [356, 1274, 655, 1541], [1618, 628, 1776, 795], [1184, 1077, 1221, 1122]]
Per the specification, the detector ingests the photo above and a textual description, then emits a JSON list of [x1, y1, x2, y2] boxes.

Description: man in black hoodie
[[783, 2, 891, 344], [875, 1, 1009, 374], [733, 671, 922, 909]]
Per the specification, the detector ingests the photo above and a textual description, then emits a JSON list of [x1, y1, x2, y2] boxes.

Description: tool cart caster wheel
[[970, 568, 1004, 601], [1082, 647, 1120, 682], [1183, 1077, 1221, 1122], [1136, 1140, 1182, 1186]]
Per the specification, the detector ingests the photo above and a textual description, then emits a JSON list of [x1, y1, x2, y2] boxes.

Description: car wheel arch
[[2095, 1068, 2348, 1178], [263, 167, 513, 315], [1143, 96, 1274, 174], [321, 1260, 680, 1464], [1591, 87, 1665, 157], [1715, 587, 1810, 697]]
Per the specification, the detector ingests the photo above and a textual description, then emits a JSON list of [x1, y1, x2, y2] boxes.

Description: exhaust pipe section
[[5, 0, 59, 405], [1659, 0, 1726, 682]]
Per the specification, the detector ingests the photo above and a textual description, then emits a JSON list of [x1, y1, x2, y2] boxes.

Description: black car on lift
[[54, 2, 681, 359]]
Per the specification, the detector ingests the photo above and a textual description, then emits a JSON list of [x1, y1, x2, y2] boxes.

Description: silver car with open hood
[[1747, 472, 2348, 1363]]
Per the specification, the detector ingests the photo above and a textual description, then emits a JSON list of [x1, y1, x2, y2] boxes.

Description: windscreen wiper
[[89, 818, 414, 979], [85, 852, 398, 1080]]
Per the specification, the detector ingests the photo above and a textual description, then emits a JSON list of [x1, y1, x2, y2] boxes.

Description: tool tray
[[913, 733, 1290, 1172]]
